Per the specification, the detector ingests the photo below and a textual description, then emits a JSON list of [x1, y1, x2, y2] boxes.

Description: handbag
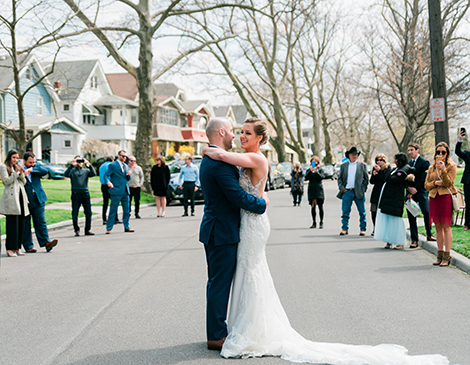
[[435, 167, 459, 212]]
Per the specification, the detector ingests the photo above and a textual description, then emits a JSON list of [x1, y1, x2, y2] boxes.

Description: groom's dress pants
[[204, 236, 238, 341]]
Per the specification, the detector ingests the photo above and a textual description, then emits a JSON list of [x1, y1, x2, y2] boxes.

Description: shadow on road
[[61, 342, 220, 365]]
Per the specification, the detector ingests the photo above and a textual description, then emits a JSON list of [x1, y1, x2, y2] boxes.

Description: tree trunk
[[134, 8, 153, 193]]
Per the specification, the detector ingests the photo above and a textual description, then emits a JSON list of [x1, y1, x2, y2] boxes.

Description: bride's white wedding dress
[[220, 169, 449, 364]]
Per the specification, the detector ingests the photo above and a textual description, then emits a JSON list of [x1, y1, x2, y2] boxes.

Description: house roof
[[0, 54, 32, 89], [94, 94, 139, 107], [47, 60, 99, 101], [9, 115, 86, 134], [180, 100, 209, 113], [213, 106, 230, 118], [154, 83, 180, 98], [231, 105, 249, 125], [106, 73, 139, 101]]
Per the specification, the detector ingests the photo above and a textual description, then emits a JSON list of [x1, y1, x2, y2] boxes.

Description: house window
[[64, 140, 71, 148], [131, 109, 138, 124], [302, 131, 309, 137], [158, 107, 178, 126], [25, 67, 32, 81], [90, 76, 98, 89], [37, 96, 43, 115], [63, 104, 70, 111], [180, 115, 188, 128]]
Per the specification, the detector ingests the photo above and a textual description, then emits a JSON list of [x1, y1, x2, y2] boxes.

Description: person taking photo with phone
[[424, 142, 457, 266], [290, 162, 304, 206], [64, 155, 96, 236], [305, 156, 325, 228], [455, 128, 470, 230], [0, 150, 29, 257]]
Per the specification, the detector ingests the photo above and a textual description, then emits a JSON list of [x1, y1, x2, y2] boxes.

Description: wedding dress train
[[220, 169, 449, 365]]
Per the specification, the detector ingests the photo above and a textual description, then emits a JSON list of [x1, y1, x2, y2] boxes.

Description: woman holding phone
[[0, 150, 30, 257], [305, 156, 325, 228], [290, 162, 304, 206], [424, 142, 457, 266]]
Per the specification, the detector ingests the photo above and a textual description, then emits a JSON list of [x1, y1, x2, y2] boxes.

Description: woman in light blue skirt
[[374, 153, 415, 249]]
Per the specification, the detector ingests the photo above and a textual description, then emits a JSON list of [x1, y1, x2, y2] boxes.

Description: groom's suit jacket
[[199, 155, 266, 246]]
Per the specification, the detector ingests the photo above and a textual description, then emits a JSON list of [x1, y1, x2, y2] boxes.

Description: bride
[[203, 117, 449, 364]]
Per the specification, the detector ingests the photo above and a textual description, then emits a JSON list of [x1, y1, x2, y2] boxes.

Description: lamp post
[[428, 0, 449, 144]]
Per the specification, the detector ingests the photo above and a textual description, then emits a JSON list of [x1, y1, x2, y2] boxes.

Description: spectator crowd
[[1, 136, 467, 268]]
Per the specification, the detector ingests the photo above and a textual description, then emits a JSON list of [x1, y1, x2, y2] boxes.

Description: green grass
[[0, 176, 103, 205], [91, 192, 155, 206], [418, 225, 470, 259], [0, 209, 87, 236]]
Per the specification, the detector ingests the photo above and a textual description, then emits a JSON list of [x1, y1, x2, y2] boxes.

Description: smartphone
[[311, 161, 316, 168], [460, 127, 466, 136], [436, 155, 443, 163]]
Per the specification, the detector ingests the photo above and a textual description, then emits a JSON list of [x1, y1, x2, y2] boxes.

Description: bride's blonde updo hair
[[244, 117, 269, 145]]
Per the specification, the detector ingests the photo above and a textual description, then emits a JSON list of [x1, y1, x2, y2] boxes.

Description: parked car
[[167, 157, 204, 204], [320, 164, 338, 180], [334, 163, 342, 176], [266, 166, 285, 190], [37, 160, 66, 179], [92, 157, 107, 174], [270, 162, 294, 187], [301, 163, 310, 176]]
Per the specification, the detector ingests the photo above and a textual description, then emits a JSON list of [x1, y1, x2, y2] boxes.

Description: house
[[0, 53, 85, 162], [153, 83, 212, 157], [49, 61, 139, 157]]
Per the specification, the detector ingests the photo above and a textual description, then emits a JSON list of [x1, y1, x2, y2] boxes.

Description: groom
[[199, 118, 268, 351]]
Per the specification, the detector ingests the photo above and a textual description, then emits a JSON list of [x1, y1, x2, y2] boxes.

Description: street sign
[[430, 98, 445, 122]]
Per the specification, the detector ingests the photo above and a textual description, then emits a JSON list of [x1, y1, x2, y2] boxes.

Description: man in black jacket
[[64, 156, 96, 236], [406, 143, 436, 248], [455, 129, 470, 230]]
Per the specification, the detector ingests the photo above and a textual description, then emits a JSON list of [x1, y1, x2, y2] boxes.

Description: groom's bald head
[[206, 118, 234, 150]]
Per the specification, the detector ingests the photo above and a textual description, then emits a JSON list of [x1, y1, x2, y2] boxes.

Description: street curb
[[407, 232, 470, 274], [1, 203, 156, 240]]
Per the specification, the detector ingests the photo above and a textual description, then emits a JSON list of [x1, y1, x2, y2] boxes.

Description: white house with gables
[[49, 60, 139, 155]]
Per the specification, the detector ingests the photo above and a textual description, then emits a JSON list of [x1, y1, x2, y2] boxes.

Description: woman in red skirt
[[424, 142, 457, 266]]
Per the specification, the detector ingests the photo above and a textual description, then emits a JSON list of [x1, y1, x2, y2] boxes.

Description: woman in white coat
[[0, 150, 30, 257]]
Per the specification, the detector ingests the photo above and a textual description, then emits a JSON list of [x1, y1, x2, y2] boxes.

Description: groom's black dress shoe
[[207, 337, 226, 351]]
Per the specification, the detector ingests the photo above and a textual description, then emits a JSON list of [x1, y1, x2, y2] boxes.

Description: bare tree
[[60, 0, 261, 191], [181, 0, 316, 162], [362, 0, 470, 153], [0, 0, 69, 155]]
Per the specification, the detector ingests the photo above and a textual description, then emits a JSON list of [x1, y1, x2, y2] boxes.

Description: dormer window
[[91, 76, 98, 89], [37, 96, 43, 115], [25, 67, 32, 81]]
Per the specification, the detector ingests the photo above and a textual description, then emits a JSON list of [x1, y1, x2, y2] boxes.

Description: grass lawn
[[91, 191, 155, 206], [418, 226, 470, 259], [0, 209, 87, 236], [0, 176, 103, 205]]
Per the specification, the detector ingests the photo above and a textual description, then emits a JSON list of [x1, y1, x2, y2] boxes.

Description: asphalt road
[[1, 180, 469, 365]]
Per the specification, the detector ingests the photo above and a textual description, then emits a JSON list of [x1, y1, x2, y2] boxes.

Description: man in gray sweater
[[128, 156, 144, 219], [64, 156, 97, 236]]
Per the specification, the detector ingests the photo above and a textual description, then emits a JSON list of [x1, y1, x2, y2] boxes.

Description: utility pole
[[428, 0, 449, 144]]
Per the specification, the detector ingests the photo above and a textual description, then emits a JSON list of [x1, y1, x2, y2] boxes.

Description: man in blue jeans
[[336, 147, 369, 236]]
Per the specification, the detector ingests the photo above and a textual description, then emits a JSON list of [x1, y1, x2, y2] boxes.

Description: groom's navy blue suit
[[199, 153, 266, 341]]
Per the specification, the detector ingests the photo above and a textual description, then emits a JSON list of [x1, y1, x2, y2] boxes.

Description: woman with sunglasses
[[424, 142, 457, 266], [370, 154, 391, 236]]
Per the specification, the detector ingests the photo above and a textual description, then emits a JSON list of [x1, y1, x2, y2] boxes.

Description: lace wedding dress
[[220, 169, 449, 364]]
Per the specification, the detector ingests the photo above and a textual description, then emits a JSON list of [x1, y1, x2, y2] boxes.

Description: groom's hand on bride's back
[[263, 192, 270, 208]]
